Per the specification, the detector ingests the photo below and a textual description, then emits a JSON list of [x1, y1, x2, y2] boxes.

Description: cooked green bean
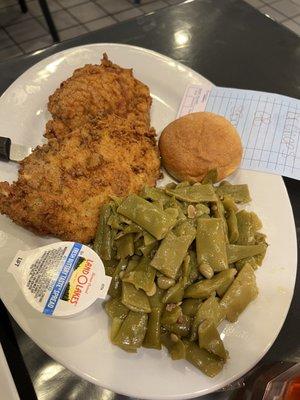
[[143, 308, 162, 349], [117, 194, 178, 240], [198, 319, 227, 359], [116, 233, 134, 259], [104, 297, 129, 320], [122, 256, 156, 293], [94, 204, 114, 260], [121, 282, 151, 313], [170, 337, 186, 360], [181, 298, 202, 316], [161, 305, 182, 325], [216, 184, 251, 203], [110, 317, 123, 341], [184, 341, 225, 378], [222, 195, 238, 213], [188, 250, 200, 283], [236, 210, 261, 245], [226, 209, 239, 243], [157, 276, 175, 290], [165, 183, 217, 203], [151, 228, 195, 279], [141, 186, 171, 203], [163, 314, 191, 338], [196, 218, 228, 272], [162, 278, 187, 304], [94, 177, 267, 378], [184, 269, 237, 299], [108, 259, 127, 298], [220, 263, 258, 322], [190, 295, 225, 341], [198, 262, 214, 279], [113, 311, 148, 352], [201, 169, 218, 184], [227, 243, 267, 263]]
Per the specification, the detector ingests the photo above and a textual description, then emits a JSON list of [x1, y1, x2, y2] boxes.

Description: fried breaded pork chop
[[0, 116, 160, 243], [46, 54, 152, 140]]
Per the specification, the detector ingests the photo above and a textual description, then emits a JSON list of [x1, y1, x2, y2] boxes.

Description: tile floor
[[0, 0, 299, 64]]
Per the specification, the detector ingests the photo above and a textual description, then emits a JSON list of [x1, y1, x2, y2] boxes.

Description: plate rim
[[0, 42, 298, 399]]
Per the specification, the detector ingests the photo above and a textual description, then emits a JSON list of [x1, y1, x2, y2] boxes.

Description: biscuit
[[159, 112, 243, 182]]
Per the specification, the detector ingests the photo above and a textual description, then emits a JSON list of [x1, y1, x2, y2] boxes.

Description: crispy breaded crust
[[46, 53, 152, 139], [0, 115, 160, 243]]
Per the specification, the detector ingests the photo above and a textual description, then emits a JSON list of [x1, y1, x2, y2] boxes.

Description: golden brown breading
[[46, 54, 152, 139], [0, 115, 160, 243]]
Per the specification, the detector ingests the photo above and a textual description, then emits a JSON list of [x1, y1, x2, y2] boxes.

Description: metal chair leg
[[38, 0, 60, 42], [18, 0, 28, 13]]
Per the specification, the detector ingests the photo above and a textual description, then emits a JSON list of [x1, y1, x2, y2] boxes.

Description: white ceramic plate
[[0, 44, 297, 399]]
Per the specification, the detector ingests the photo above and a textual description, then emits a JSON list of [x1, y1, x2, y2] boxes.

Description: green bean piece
[[235, 256, 258, 271], [211, 199, 228, 239], [161, 333, 174, 353], [143, 288, 165, 349], [195, 203, 210, 217], [151, 225, 196, 279], [173, 219, 196, 237], [188, 250, 200, 283], [157, 276, 176, 290], [110, 317, 123, 341], [196, 218, 228, 272], [190, 295, 225, 341], [227, 243, 267, 263], [104, 298, 129, 320], [94, 204, 113, 260], [170, 337, 186, 360], [122, 257, 156, 293], [238, 211, 263, 245], [121, 223, 144, 236], [184, 341, 225, 377], [161, 305, 182, 325], [198, 262, 214, 279], [115, 234, 134, 259], [162, 278, 187, 304], [108, 259, 127, 298], [143, 231, 156, 246], [117, 194, 178, 240], [220, 263, 258, 322], [139, 242, 158, 257], [198, 319, 227, 359], [255, 232, 267, 244], [113, 311, 148, 352], [216, 184, 251, 204], [107, 214, 123, 230], [103, 259, 118, 277], [126, 257, 140, 272], [141, 186, 170, 203], [182, 254, 191, 280], [181, 299, 202, 316], [226, 209, 239, 243], [163, 314, 191, 338], [234, 242, 267, 270], [121, 282, 151, 313], [184, 269, 237, 299], [222, 195, 238, 213], [201, 169, 218, 184], [143, 308, 162, 349], [165, 184, 217, 203]]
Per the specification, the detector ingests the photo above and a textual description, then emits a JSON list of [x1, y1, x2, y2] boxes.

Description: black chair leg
[[38, 0, 60, 42], [18, 0, 28, 13]]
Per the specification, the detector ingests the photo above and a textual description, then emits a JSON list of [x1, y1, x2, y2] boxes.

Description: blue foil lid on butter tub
[[8, 242, 111, 317]]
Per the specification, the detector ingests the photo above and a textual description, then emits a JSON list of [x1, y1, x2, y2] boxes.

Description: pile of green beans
[[93, 180, 267, 377]]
